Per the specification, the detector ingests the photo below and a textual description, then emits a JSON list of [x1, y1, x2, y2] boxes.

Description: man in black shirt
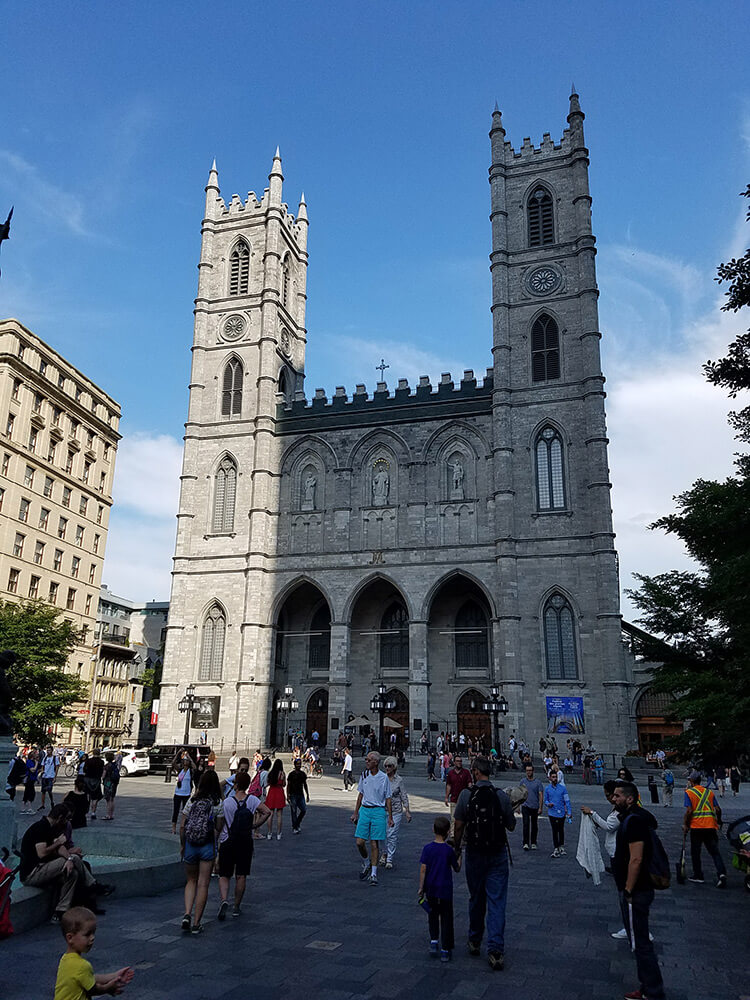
[[611, 781, 665, 1000], [286, 759, 310, 834], [20, 803, 95, 921]]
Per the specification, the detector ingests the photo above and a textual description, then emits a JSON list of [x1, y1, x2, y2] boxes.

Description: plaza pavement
[[2, 762, 748, 1000]]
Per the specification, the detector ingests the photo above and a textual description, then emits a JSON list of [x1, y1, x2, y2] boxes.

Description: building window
[[212, 456, 237, 533], [66, 588, 76, 611], [379, 602, 409, 674], [83, 461, 90, 484], [49, 581, 59, 604], [52, 406, 62, 427], [11, 380, 21, 400], [75, 386, 82, 402], [33, 393, 43, 414], [62, 486, 72, 508], [221, 358, 243, 417], [18, 498, 30, 523], [58, 373, 65, 389], [24, 465, 34, 488], [85, 593, 92, 615], [0, 487, 4, 512], [229, 240, 250, 296], [103, 444, 110, 462], [2, 453, 10, 476], [39, 507, 50, 530], [86, 431, 94, 449], [17, 343, 24, 360], [34, 540, 45, 565], [96, 505, 104, 525], [79, 496, 88, 516], [71, 556, 80, 578], [65, 451, 74, 474], [308, 605, 331, 674], [544, 593, 578, 680], [89, 563, 96, 584], [282, 255, 292, 309], [75, 525, 84, 547], [199, 604, 226, 681], [47, 441, 57, 463], [28, 575, 40, 598], [454, 600, 490, 673], [536, 426, 566, 510], [53, 548, 63, 570], [93, 533, 100, 554], [39, 360, 47, 377], [13, 533, 25, 557], [43, 476, 53, 498], [528, 186, 554, 246], [531, 314, 560, 383], [5, 414, 14, 438], [28, 428, 37, 453], [99, 471, 106, 492], [58, 516, 68, 539], [7, 568, 19, 594]]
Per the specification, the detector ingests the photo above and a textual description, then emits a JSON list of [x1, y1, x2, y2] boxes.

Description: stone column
[[408, 620, 429, 747], [328, 622, 350, 744]]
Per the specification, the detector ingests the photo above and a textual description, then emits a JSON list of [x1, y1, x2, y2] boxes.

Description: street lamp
[[274, 685, 299, 749], [178, 683, 197, 745], [482, 685, 509, 765], [370, 682, 396, 754]]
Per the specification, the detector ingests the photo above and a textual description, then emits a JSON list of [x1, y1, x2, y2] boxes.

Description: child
[[55, 906, 134, 998], [418, 816, 460, 962]]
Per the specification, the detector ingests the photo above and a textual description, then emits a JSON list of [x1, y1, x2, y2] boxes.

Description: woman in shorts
[[180, 769, 223, 935]]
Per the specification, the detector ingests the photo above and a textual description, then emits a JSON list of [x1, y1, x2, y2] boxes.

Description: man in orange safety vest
[[683, 771, 727, 888]]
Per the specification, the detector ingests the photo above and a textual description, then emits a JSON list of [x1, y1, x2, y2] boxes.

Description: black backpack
[[465, 783, 507, 853], [227, 795, 254, 843], [8, 757, 25, 787]]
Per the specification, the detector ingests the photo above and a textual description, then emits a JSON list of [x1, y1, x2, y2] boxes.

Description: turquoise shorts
[[355, 807, 387, 841]]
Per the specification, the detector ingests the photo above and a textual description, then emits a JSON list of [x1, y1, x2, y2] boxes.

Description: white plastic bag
[[576, 813, 605, 885]]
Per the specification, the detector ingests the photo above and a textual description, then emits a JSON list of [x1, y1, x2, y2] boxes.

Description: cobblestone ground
[[2, 764, 748, 1000]]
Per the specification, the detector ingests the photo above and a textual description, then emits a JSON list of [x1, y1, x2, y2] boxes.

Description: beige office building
[[0, 319, 121, 745]]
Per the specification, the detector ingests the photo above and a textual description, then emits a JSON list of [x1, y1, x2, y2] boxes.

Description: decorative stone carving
[[449, 459, 465, 500], [372, 460, 390, 506], [301, 470, 317, 511], [222, 314, 246, 341], [526, 266, 562, 296], [280, 329, 291, 356]]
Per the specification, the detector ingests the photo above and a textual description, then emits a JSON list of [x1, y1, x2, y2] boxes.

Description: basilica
[[156, 92, 642, 752]]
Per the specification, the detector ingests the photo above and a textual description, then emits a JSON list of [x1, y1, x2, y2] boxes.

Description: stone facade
[[157, 95, 637, 752]]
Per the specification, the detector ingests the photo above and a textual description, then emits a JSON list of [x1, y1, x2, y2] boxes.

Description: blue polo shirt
[[544, 782, 571, 817]]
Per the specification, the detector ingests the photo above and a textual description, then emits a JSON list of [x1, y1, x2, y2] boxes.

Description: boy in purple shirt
[[418, 816, 461, 962]]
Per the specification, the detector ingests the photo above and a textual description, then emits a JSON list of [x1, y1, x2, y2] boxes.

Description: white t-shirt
[[357, 769, 392, 808], [42, 754, 59, 779], [343, 753, 352, 772]]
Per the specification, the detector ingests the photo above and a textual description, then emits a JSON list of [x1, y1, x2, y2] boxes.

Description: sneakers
[[217, 900, 228, 922], [267, 832, 272, 840], [488, 951, 504, 971], [551, 848, 560, 858], [232, 905, 241, 917], [359, 862, 370, 881], [688, 876, 704, 884], [717, 874, 727, 888], [530, 844, 537, 851], [611, 928, 629, 939], [429, 940, 439, 957], [276, 833, 281, 841], [368, 873, 378, 886], [523, 844, 530, 851], [181, 914, 191, 932], [378, 856, 387, 866], [440, 950, 451, 963], [623, 991, 646, 1000], [292, 828, 301, 835], [468, 940, 481, 956], [558, 847, 567, 856], [385, 861, 393, 869], [191, 922, 204, 935]]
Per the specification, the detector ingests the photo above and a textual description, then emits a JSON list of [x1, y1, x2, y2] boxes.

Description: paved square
[[2, 765, 748, 999]]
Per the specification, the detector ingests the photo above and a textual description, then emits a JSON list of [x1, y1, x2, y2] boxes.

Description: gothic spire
[[269, 147, 283, 204]]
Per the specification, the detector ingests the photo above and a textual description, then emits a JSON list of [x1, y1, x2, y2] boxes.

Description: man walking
[[544, 768, 571, 857], [286, 758, 310, 834], [341, 747, 354, 790], [216, 770, 270, 919], [519, 764, 544, 851], [684, 771, 727, 887], [351, 751, 393, 885], [453, 756, 516, 971], [611, 781, 666, 1000], [444, 756, 472, 836], [39, 744, 60, 810]]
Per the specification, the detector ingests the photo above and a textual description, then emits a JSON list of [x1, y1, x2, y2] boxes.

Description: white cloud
[[0, 151, 91, 236], [111, 433, 182, 519]]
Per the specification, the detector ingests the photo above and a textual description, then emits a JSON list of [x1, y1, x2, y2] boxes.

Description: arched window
[[455, 600, 489, 674], [199, 604, 226, 681], [221, 357, 243, 417], [380, 602, 409, 674], [212, 456, 237, 533], [528, 186, 554, 246], [278, 367, 292, 408], [531, 314, 560, 383], [536, 426, 566, 510], [308, 605, 331, 674], [229, 240, 250, 296], [544, 594, 578, 680], [281, 255, 292, 309]]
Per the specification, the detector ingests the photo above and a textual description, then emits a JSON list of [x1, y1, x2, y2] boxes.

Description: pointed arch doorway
[[457, 688, 492, 750], [306, 688, 329, 747]]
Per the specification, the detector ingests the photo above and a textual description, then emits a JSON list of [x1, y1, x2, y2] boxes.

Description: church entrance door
[[306, 688, 329, 748], [383, 688, 409, 751], [456, 689, 492, 753]]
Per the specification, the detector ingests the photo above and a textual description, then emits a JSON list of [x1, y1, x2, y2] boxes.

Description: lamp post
[[370, 682, 396, 754], [178, 683, 197, 745], [274, 685, 298, 750], [482, 685, 509, 766]]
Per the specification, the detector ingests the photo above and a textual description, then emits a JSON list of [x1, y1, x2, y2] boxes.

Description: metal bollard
[[165, 766, 172, 783]]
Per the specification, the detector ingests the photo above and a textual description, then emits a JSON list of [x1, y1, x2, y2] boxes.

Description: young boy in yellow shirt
[[54, 906, 134, 999]]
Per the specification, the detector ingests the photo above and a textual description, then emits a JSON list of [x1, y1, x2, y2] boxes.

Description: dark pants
[[342, 769, 353, 790], [618, 889, 665, 999], [549, 816, 565, 848], [172, 794, 190, 825], [289, 793, 307, 831], [427, 896, 454, 951], [690, 828, 726, 879], [521, 806, 539, 846], [464, 849, 509, 954]]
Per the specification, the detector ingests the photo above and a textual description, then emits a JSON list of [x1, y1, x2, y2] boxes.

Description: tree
[[626, 186, 750, 766], [0, 599, 88, 743]]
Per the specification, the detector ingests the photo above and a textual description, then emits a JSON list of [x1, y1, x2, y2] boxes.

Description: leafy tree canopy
[[0, 599, 88, 744]]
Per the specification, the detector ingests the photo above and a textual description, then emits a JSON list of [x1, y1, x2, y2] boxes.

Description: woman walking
[[21, 749, 39, 814], [180, 770, 223, 934], [379, 756, 411, 868], [102, 751, 121, 821], [264, 759, 286, 840], [83, 749, 105, 820], [171, 749, 197, 834]]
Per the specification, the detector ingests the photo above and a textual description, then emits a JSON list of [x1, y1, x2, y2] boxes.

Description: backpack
[[8, 757, 25, 787], [623, 814, 671, 890], [247, 771, 262, 799], [227, 796, 254, 843], [465, 783, 507, 853], [184, 798, 215, 846], [663, 770, 674, 788]]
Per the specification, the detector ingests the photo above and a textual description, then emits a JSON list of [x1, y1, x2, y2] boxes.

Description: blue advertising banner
[[546, 696, 585, 734]]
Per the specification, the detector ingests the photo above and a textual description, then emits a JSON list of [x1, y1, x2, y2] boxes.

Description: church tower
[[488, 92, 630, 746], [158, 153, 309, 744]]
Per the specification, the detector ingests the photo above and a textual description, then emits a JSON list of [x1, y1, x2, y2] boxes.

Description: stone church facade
[[157, 93, 637, 752]]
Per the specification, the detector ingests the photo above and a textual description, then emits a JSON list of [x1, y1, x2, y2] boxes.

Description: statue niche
[[371, 459, 391, 507], [300, 463, 319, 512]]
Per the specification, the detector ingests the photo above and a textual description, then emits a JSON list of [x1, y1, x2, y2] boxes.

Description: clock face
[[280, 329, 291, 356], [528, 266, 561, 296], [222, 314, 246, 341]]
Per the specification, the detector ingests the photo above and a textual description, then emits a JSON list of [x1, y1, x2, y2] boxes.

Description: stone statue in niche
[[449, 460, 465, 500], [372, 466, 390, 506], [301, 471, 317, 511]]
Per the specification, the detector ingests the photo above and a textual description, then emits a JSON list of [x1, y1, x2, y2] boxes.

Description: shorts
[[218, 838, 253, 878], [355, 807, 387, 842], [183, 841, 216, 864], [41, 777, 55, 792]]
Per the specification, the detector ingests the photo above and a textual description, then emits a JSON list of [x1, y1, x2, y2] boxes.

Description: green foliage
[[0, 599, 88, 743]]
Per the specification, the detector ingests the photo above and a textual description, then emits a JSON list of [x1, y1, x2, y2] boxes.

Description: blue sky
[[1, 1, 748, 612]]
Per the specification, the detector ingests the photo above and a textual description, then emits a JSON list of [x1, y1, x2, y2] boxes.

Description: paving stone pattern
[[2, 768, 748, 1000]]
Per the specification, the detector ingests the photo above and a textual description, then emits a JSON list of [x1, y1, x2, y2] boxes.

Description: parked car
[[147, 744, 213, 775], [99, 746, 150, 777]]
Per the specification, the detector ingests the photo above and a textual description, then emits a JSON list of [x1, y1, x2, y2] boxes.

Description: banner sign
[[546, 696, 584, 734], [150, 698, 159, 727], [191, 696, 220, 729]]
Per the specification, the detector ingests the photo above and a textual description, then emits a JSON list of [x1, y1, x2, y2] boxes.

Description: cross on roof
[[376, 358, 389, 379]]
